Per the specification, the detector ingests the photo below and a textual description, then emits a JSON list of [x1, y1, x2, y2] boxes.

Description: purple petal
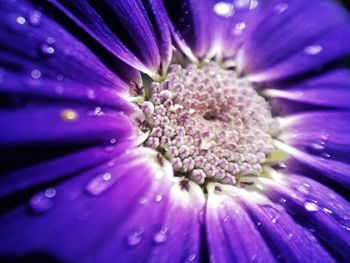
[[51, 0, 171, 75], [264, 68, 350, 110], [238, 191, 335, 263], [240, 0, 350, 81], [206, 183, 275, 263], [0, 148, 181, 262], [0, 107, 136, 147], [260, 176, 350, 261], [0, 0, 138, 92], [118, 179, 205, 263], [277, 112, 350, 187], [163, 0, 226, 59], [0, 142, 136, 198]]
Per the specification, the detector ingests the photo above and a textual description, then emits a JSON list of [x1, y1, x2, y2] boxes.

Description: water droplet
[[322, 208, 333, 214], [274, 3, 288, 14], [55, 85, 64, 94], [304, 201, 319, 212], [232, 22, 246, 36], [60, 109, 78, 121], [153, 227, 168, 243], [109, 138, 117, 144], [16, 16, 26, 25], [29, 190, 55, 213], [213, 2, 235, 17], [155, 194, 163, 202], [311, 141, 325, 151], [31, 69, 41, 79], [256, 221, 262, 226], [304, 45, 322, 55], [126, 228, 143, 246], [320, 152, 331, 159], [278, 197, 287, 203], [87, 89, 96, 99], [297, 183, 310, 195], [271, 217, 278, 224], [187, 254, 196, 262], [40, 43, 55, 56], [44, 187, 56, 198], [287, 232, 293, 239], [234, 0, 250, 9], [29, 10, 42, 25], [139, 197, 148, 205], [46, 37, 55, 45], [249, 0, 258, 9], [85, 172, 115, 196], [57, 74, 64, 81]]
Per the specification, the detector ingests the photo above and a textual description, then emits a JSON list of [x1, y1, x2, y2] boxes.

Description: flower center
[[139, 62, 276, 185]]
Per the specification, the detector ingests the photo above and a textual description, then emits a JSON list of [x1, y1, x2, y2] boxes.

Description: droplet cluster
[[141, 62, 275, 185]]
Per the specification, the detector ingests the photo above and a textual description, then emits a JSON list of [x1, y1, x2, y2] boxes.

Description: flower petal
[[163, 0, 227, 59], [264, 68, 350, 110], [259, 176, 350, 262], [0, 0, 137, 92], [206, 183, 275, 263], [237, 187, 336, 263], [51, 0, 171, 75], [0, 107, 136, 147], [0, 148, 176, 262], [277, 111, 350, 188], [240, 0, 350, 81], [0, 142, 135, 199]]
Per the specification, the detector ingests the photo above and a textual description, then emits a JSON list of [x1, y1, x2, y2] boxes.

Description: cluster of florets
[[141, 62, 275, 185]]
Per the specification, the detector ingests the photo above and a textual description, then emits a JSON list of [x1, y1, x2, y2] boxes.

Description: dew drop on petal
[[304, 45, 322, 55], [249, 0, 258, 9], [155, 194, 163, 202], [187, 254, 197, 262], [60, 109, 78, 121], [87, 89, 96, 99], [29, 10, 42, 25], [274, 3, 288, 14], [153, 227, 168, 243], [46, 37, 55, 45], [322, 207, 333, 214], [85, 172, 115, 196], [40, 43, 55, 56], [297, 183, 310, 195], [304, 201, 319, 212], [232, 22, 246, 36], [31, 69, 41, 79], [126, 228, 144, 246], [213, 2, 235, 17], [278, 197, 287, 204], [45, 187, 56, 198], [29, 189, 55, 213], [16, 16, 26, 25], [139, 197, 148, 205], [56, 74, 64, 81], [234, 0, 250, 9]]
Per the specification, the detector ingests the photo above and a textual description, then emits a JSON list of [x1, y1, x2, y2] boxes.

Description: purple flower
[[1, 0, 350, 262]]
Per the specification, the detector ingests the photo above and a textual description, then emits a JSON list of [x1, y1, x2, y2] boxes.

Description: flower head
[[1, 0, 350, 262]]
